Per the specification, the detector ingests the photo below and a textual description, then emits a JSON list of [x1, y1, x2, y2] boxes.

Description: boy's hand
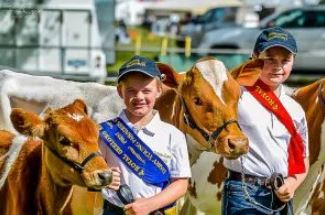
[[124, 198, 155, 215], [106, 167, 121, 191], [275, 177, 297, 202]]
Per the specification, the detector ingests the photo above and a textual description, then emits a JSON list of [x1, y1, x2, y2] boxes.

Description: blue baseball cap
[[253, 27, 297, 54], [118, 55, 162, 82]]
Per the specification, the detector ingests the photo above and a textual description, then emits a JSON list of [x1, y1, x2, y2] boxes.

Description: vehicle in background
[[0, 0, 114, 83], [195, 6, 325, 72], [177, 6, 259, 48]]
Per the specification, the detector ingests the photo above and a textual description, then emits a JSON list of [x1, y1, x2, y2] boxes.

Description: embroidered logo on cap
[[126, 59, 146, 68], [267, 32, 288, 41]]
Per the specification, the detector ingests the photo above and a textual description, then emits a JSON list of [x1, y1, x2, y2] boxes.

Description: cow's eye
[[59, 137, 71, 146], [193, 97, 203, 106]]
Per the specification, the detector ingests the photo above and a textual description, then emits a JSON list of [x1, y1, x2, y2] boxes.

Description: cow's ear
[[230, 59, 263, 86], [10, 108, 45, 137], [320, 79, 325, 101], [156, 62, 184, 88], [72, 99, 88, 115]]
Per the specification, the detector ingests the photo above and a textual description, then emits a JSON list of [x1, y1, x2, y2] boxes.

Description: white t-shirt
[[100, 110, 191, 206], [224, 85, 309, 177]]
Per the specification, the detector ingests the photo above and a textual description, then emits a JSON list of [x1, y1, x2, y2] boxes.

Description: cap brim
[[117, 69, 157, 82], [260, 43, 296, 54]]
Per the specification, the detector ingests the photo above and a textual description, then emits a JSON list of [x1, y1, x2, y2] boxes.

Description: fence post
[[185, 36, 192, 58], [160, 37, 168, 56], [135, 34, 142, 55]]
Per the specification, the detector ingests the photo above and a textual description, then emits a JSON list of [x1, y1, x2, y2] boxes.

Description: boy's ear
[[117, 85, 124, 99]]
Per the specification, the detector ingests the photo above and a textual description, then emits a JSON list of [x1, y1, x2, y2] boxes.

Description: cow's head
[[158, 57, 248, 159], [10, 99, 111, 190]]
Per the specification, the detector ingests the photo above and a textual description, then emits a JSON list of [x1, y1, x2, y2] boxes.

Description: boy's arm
[[275, 157, 309, 202], [124, 177, 188, 215]]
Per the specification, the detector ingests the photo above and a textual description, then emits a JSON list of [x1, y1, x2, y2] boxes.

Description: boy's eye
[[143, 89, 152, 94]]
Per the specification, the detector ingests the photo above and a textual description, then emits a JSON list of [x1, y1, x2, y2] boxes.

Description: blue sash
[[99, 117, 170, 189]]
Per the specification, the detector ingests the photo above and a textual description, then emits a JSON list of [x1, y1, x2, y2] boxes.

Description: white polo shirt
[[100, 110, 191, 206], [224, 85, 308, 177]]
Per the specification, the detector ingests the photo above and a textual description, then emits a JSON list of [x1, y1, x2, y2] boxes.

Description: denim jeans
[[222, 179, 294, 215]]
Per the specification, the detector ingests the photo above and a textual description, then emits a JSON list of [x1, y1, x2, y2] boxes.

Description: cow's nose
[[228, 137, 249, 155], [98, 171, 112, 185]]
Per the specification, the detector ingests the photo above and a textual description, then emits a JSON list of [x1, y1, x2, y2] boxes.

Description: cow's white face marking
[[196, 60, 228, 104], [67, 113, 84, 122]]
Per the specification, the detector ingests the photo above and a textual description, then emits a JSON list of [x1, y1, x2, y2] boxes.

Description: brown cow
[[292, 78, 325, 215], [0, 99, 112, 215]]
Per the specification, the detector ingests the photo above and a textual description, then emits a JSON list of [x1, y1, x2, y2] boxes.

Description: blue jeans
[[222, 179, 293, 215]]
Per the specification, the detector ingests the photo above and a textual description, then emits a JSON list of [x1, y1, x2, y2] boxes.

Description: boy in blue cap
[[222, 27, 309, 214], [100, 55, 191, 215]]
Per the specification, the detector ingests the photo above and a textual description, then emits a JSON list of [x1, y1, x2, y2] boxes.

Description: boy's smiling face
[[258, 47, 294, 90], [117, 72, 161, 121]]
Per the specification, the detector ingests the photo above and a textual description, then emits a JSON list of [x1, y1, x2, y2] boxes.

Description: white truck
[[0, 0, 114, 83]]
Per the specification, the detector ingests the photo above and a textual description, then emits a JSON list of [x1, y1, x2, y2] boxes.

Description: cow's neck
[[185, 134, 205, 165], [293, 81, 325, 165], [39, 147, 73, 215], [155, 88, 204, 165]]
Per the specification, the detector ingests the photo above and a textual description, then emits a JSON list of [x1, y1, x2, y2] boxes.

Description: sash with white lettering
[[99, 117, 170, 188], [246, 79, 305, 175]]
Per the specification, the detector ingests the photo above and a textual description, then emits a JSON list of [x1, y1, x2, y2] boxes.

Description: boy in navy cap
[[222, 27, 309, 214], [100, 55, 191, 215]]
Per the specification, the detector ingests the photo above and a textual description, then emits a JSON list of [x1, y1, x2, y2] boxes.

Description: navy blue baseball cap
[[117, 55, 162, 82], [253, 27, 297, 54]]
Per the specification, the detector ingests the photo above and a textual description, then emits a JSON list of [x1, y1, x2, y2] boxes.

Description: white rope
[[0, 135, 27, 189]]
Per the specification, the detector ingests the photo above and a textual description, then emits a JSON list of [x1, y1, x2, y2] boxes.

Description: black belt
[[228, 170, 272, 187]]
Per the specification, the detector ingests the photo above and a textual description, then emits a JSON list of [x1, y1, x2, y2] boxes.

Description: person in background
[[100, 55, 191, 215], [222, 27, 309, 215]]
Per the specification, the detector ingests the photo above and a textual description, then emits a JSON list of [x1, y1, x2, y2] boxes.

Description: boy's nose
[[135, 92, 145, 99]]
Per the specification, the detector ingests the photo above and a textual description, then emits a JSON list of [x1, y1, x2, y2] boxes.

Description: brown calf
[[0, 99, 112, 215]]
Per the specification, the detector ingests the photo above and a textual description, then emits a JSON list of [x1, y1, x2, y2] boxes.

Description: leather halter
[[45, 144, 102, 174], [180, 96, 241, 149]]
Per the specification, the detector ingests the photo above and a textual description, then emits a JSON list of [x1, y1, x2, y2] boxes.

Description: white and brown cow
[[0, 99, 112, 215], [0, 57, 249, 214]]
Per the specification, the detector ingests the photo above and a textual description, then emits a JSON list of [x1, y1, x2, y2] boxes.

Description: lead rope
[[240, 157, 286, 214]]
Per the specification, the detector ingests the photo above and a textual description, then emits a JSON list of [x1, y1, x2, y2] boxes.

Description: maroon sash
[[246, 79, 305, 175]]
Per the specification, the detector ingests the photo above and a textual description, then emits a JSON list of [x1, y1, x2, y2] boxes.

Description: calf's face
[[10, 99, 112, 190]]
